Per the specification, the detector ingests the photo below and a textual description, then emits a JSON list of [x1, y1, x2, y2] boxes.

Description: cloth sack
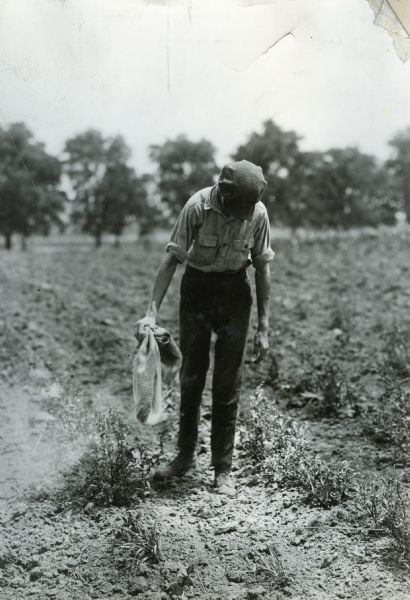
[[133, 325, 182, 425]]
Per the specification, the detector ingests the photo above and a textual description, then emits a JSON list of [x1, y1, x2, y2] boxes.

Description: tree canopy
[[232, 119, 396, 229], [63, 130, 148, 246], [1, 119, 409, 251], [291, 148, 396, 229], [149, 135, 219, 219], [231, 119, 301, 224], [0, 123, 64, 249]]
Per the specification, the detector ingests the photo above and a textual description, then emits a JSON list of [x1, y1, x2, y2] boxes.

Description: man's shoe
[[153, 453, 196, 481], [214, 470, 236, 497]]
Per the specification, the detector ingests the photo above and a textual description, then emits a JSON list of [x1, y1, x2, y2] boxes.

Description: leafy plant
[[300, 456, 354, 508], [263, 419, 308, 487], [243, 386, 308, 484], [384, 326, 410, 377], [317, 361, 345, 417], [356, 477, 410, 560], [132, 444, 163, 493], [296, 351, 357, 417], [384, 479, 410, 559], [63, 410, 161, 506], [242, 385, 266, 464], [252, 545, 290, 589], [363, 368, 410, 464], [112, 510, 162, 570], [244, 387, 355, 507], [355, 479, 387, 533]]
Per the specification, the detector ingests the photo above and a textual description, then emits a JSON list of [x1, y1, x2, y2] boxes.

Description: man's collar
[[205, 185, 225, 216], [206, 185, 256, 221]]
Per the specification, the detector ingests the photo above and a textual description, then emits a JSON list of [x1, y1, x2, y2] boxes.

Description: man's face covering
[[220, 191, 256, 220], [218, 160, 267, 221]]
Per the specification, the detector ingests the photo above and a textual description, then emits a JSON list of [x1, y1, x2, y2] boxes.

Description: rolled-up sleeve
[[166, 199, 201, 263], [251, 206, 275, 268]]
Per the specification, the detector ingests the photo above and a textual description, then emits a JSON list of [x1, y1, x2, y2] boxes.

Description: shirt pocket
[[229, 236, 254, 256], [226, 236, 254, 268], [191, 234, 219, 265]]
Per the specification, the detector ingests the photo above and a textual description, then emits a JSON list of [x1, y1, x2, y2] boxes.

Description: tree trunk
[[4, 233, 12, 250], [20, 235, 28, 251]]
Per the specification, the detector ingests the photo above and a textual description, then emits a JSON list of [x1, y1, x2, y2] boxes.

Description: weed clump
[[252, 544, 290, 589], [363, 368, 410, 465], [63, 410, 160, 507], [242, 386, 270, 464], [296, 352, 358, 418], [263, 417, 308, 488], [112, 510, 162, 570], [317, 362, 346, 417], [356, 477, 410, 561], [384, 326, 410, 377], [243, 387, 355, 507], [299, 456, 354, 508]]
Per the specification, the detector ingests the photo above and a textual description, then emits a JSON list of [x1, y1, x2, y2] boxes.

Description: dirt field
[[1, 228, 409, 600]]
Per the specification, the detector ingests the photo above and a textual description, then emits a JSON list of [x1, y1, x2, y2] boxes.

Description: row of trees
[[1, 120, 410, 249], [0, 124, 157, 249], [232, 121, 400, 229]]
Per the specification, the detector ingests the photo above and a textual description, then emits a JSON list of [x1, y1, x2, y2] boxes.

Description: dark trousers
[[177, 265, 252, 471]]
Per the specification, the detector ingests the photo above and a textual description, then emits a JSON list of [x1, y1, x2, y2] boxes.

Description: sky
[[0, 0, 410, 173]]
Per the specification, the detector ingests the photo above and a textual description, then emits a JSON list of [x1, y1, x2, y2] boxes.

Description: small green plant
[[296, 351, 356, 417], [244, 387, 355, 507], [263, 419, 308, 487], [363, 368, 410, 464], [383, 479, 410, 559], [242, 385, 266, 464], [132, 443, 163, 492], [252, 545, 290, 589], [300, 456, 354, 508], [384, 327, 410, 377], [112, 510, 162, 570], [317, 361, 345, 417], [355, 479, 387, 533], [0, 541, 16, 569], [63, 410, 161, 506], [243, 386, 309, 486], [356, 477, 410, 560]]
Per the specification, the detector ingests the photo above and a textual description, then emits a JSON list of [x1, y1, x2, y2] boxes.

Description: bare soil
[[1, 229, 409, 600]]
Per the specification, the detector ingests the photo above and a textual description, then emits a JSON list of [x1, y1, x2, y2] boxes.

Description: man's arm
[[147, 252, 179, 315], [135, 253, 179, 338], [135, 196, 200, 339], [253, 262, 271, 363]]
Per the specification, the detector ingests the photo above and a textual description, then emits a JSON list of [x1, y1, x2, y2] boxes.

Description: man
[[135, 160, 274, 497]]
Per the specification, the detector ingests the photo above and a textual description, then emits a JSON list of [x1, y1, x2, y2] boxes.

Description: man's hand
[[133, 254, 178, 342], [134, 312, 156, 342], [253, 329, 269, 364]]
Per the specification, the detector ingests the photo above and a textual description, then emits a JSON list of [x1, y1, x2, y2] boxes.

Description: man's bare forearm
[[255, 263, 271, 332], [146, 253, 179, 316]]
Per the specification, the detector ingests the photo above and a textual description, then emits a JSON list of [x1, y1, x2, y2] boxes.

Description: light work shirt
[[166, 186, 275, 272]]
